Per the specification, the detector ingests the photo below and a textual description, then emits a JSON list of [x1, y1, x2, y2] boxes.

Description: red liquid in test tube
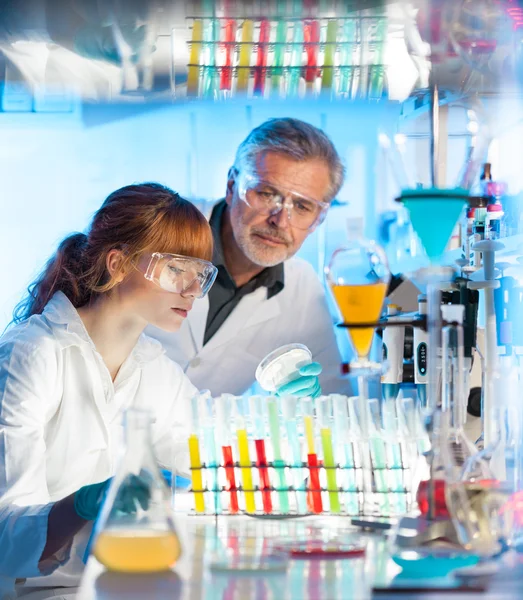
[[304, 20, 320, 85], [254, 439, 273, 513], [220, 19, 237, 91], [307, 453, 323, 514], [222, 445, 239, 514], [253, 19, 271, 95]]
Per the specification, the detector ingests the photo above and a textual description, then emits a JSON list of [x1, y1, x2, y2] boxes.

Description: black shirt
[[203, 200, 285, 345]]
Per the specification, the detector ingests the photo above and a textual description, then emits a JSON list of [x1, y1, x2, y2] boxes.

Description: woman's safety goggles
[[143, 253, 218, 299], [236, 172, 330, 231]]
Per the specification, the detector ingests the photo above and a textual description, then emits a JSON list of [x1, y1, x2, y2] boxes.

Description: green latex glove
[[276, 362, 323, 398]]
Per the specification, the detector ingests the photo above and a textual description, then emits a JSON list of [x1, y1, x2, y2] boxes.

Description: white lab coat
[[146, 256, 349, 396], [0, 292, 195, 594]]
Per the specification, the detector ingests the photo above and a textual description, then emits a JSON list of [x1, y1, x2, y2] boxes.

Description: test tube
[[380, 398, 406, 514], [253, 19, 270, 96], [202, 18, 220, 98], [198, 390, 221, 514], [237, 19, 254, 92], [249, 395, 273, 513], [187, 19, 203, 96], [287, 21, 304, 96], [189, 394, 205, 513], [304, 19, 320, 94], [233, 396, 256, 513], [216, 394, 239, 514], [302, 397, 323, 514], [220, 19, 237, 93], [267, 397, 290, 514], [271, 19, 287, 94], [368, 18, 386, 99], [349, 396, 371, 515], [282, 396, 308, 514], [338, 18, 356, 97], [317, 396, 341, 513], [332, 394, 359, 514], [368, 399, 392, 517], [321, 19, 338, 92]]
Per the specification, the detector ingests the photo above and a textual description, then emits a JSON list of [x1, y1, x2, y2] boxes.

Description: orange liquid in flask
[[94, 530, 181, 573], [331, 282, 387, 358]]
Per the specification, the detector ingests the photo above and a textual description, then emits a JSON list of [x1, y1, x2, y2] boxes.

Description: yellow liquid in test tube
[[188, 434, 205, 513], [237, 428, 256, 512], [331, 282, 387, 358], [304, 415, 316, 454], [187, 20, 203, 96], [237, 20, 253, 91], [94, 530, 181, 573]]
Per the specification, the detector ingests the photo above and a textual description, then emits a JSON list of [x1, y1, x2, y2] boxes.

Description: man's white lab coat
[[147, 256, 348, 396], [0, 292, 195, 593]]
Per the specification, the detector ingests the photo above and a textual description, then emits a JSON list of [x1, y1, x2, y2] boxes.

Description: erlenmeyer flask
[[92, 408, 181, 573]]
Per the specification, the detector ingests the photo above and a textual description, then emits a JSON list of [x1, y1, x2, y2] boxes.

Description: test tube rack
[[186, 393, 425, 518], [185, 16, 387, 99]]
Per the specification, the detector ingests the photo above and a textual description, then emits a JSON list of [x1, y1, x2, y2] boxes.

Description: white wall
[[0, 98, 402, 332]]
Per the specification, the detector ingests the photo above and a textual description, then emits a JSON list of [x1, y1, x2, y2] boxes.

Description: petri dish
[[208, 549, 290, 574], [255, 344, 312, 392], [274, 539, 366, 559]]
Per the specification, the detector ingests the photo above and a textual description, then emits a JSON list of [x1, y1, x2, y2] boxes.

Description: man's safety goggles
[[236, 172, 330, 231], [143, 253, 218, 299]]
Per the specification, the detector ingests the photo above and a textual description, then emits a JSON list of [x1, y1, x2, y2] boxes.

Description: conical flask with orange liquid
[[91, 408, 182, 573], [325, 230, 390, 373]]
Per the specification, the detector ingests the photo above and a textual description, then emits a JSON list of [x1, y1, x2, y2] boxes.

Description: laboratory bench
[[77, 495, 523, 600]]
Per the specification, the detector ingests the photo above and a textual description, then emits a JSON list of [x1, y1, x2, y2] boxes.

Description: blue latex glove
[[74, 473, 151, 521], [276, 362, 323, 398]]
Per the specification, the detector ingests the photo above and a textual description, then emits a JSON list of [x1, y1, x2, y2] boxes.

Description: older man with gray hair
[[148, 117, 350, 397]]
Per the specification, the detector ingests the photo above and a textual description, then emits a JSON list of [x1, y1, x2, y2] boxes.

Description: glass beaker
[[92, 408, 181, 573]]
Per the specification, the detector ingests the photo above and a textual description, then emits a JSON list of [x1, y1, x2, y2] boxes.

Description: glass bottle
[[92, 408, 181, 573]]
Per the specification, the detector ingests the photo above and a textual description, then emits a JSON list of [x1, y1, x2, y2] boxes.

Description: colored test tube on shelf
[[381, 397, 406, 514], [317, 396, 341, 513], [322, 19, 338, 92], [188, 19, 203, 97], [348, 395, 372, 512], [233, 396, 256, 513], [216, 394, 239, 514], [249, 395, 273, 513], [237, 19, 254, 92], [202, 18, 220, 98], [368, 18, 387, 99], [304, 20, 320, 92], [338, 18, 356, 97], [282, 396, 308, 514], [287, 21, 303, 96], [188, 394, 205, 513], [332, 394, 359, 515], [267, 397, 290, 514], [198, 389, 221, 514], [367, 398, 391, 517], [271, 19, 287, 94], [253, 19, 270, 96], [302, 397, 323, 514], [220, 19, 237, 92]]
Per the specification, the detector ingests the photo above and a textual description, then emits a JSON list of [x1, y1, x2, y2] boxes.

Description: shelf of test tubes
[[186, 16, 387, 99], [186, 392, 427, 517]]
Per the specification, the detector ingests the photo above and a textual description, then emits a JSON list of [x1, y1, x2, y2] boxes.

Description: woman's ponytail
[[13, 233, 89, 323]]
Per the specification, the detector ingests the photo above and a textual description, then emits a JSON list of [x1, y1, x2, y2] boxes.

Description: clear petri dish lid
[[208, 548, 290, 574], [255, 343, 312, 392]]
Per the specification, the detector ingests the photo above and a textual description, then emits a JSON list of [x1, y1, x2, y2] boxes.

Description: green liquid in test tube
[[381, 399, 406, 514], [338, 19, 356, 97], [332, 394, 359, 515], [288, 21, 303, 96], [367, 399, 391, 517], [267, 398, 290, 513], [321, 20, 337, 91], [318, 397, 341, 513], [202, 18, 220, 98], [282, 396, 308, 514], [272, 20, 287, 93], [368, 18, 386, 99]]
